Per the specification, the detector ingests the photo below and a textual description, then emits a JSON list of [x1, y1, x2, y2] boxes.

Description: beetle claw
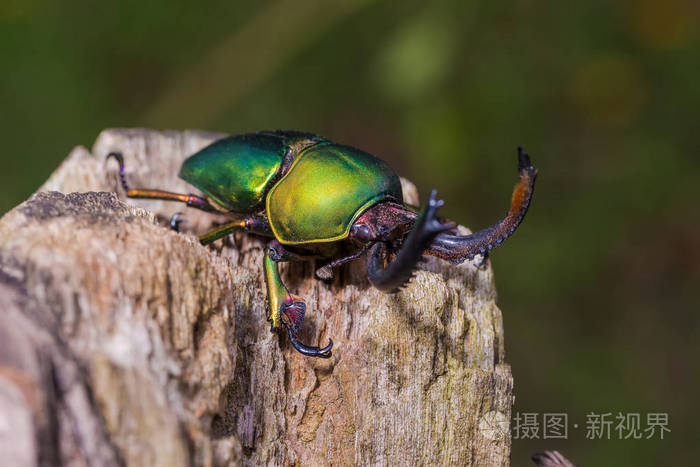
[[475, 252, 489, 269], [422, 190, 456, 237], [279, 296, 332, 358], [169, 212, 187, 232], [285, 325, 333, 358], [106, 152, 130, 192]]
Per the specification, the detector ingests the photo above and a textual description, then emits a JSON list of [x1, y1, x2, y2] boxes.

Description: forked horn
[[426, 147, 537, 264]]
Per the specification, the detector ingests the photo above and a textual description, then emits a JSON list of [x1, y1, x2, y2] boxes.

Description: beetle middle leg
[[107, 152, 219, 213], [264, 241, 332, 358], [197, 217, 271, 245]]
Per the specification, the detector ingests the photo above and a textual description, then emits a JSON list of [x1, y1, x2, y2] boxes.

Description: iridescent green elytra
[[179, 133, 287, 212], [180, 132, 403, 244]]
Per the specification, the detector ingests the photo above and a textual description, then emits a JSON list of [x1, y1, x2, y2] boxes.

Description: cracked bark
[[0, 129, 514, 466]]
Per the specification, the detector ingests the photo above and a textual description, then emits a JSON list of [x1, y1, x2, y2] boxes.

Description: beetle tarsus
[[169, 212, 186, 232], [280, 293, 333, 358], [475, 252, 489, 268], [315, 242, 373, 280], [107, 151, 221, 214], [285, 326, 333, 358], [107, 152, 130, 192]]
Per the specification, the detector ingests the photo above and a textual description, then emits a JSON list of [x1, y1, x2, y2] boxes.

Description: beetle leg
[[315, 243, 373, 280], [197, 220, 246, 244], [168, 213, 272, 244], [263, 242, 332, 358], [424, 147, 537, 264], [198, 218, 271, 245], [367, 190, 456, 293], [169, 212, 186, 232], [285, 327, 333, 358], [475, 251, 489, 269], [107, 152, 218, 213]]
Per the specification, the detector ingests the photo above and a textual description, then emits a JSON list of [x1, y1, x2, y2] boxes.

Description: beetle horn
[[425, 147, 537, 265], [367, 190, 456, 293]]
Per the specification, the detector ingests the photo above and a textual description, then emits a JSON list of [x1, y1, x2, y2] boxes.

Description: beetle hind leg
[[107, 152, 218, 213], [169, 212, 186, 232], [264, 241, 333, 358]]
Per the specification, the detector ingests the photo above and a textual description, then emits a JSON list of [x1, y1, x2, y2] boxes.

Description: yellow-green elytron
[[267, 143, 403, 244]]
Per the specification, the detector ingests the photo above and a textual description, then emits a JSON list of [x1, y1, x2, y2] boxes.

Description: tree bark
[[0, 129, 513, 466]]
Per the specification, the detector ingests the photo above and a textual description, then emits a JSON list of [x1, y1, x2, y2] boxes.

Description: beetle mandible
[[108, 130, 537, 358]]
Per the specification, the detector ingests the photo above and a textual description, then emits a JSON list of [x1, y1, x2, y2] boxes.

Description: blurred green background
[[1, 0, 698, 464]]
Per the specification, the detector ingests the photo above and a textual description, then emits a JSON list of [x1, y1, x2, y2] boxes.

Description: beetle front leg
[[263, 241, 333, 358], [367, 190, 456, 293]]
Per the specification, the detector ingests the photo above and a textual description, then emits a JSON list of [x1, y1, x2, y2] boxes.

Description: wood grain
[[0, 129, 513, 466]]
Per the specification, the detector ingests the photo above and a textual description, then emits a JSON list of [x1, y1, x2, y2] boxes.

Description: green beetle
[[108, 130, 537, 358]]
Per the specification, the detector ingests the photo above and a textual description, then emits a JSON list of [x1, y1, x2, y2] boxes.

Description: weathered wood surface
[[0, 129, 513, 466]]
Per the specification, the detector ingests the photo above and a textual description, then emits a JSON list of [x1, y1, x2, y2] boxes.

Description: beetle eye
[[351, 224, 372, 242]]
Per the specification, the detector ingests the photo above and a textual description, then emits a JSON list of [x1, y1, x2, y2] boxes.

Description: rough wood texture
[[0, 129, 513, 466]]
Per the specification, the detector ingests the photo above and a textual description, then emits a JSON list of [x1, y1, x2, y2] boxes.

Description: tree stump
[[0, 129, 513, 466]]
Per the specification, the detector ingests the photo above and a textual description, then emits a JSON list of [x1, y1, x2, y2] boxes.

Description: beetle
[[107, 130, 537, 358]]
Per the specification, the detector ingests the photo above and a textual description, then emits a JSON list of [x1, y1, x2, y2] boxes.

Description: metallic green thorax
[[179, 133, 286, 212], [267, 143, 403, 244]]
